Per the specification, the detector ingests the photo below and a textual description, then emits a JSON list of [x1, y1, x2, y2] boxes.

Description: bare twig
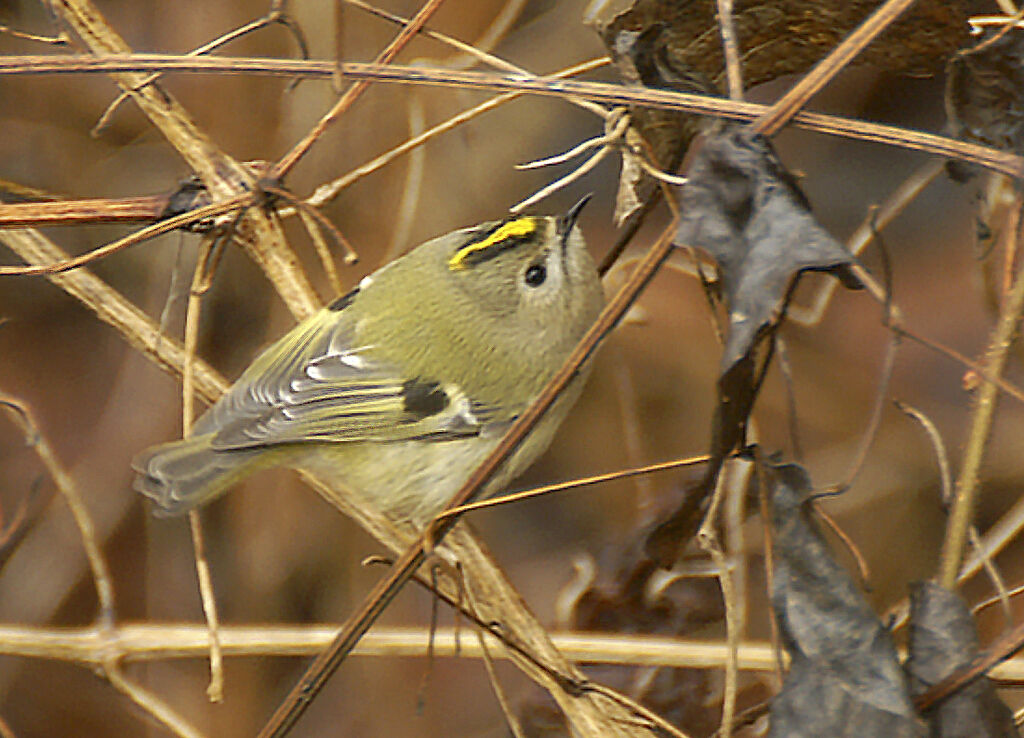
[[342, 0, 609, 118], [715, 0, 743, 100], [0, 395, 115, 624], [846, 264, 1024, 405], [0, 394, 202, 734], [0, 24, 70, 45], [697, 460, 749, 738], [939, 222, 1024, 588], [896, 401, 1012, 623], [0, 194, 168, 228], [182, 239, 225, 702], [959, 493, 1024, 584], [752, 0, 919, 136], [915, 616, 1024, 711], [789, 158, 945, 327], [0, 194, 250, 276], [3, 56, 1022, 178], [92, 0, 306, 135], [822, 333, 899, 494], [0, 229, 229, 402], [104, 666, 203, 738], [49, 0, 321, 320], [476, 625, 528, 738], [432, 455, 710, 528], [306, 57, 610, 209], [270, 0, 447, 178], [580, 682, 693, 738], [4, 622, 1024, 680], [510, 109, 631, 213], [258, 203, 680, 738]]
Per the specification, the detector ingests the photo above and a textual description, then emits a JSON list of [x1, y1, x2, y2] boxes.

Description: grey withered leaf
[[768, 462, 924, 738], [644, 126, 861, 568], [676, 124, 861, 371], [905, 581, 1017, 738]]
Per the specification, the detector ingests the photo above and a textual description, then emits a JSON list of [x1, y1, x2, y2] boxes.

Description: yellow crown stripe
[[448, 217, 539, 270]]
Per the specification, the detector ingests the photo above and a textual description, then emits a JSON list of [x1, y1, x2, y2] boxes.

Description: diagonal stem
[[753, 0, 919, 136], [257, 207, 679, 738], [271, 0, 446, 178]]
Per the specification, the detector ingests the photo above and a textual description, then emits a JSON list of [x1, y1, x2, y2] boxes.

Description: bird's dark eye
[[524, 263, 547, 287]]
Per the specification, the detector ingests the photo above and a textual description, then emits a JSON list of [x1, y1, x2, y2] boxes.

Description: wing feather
[[196, 307, 509, 451]]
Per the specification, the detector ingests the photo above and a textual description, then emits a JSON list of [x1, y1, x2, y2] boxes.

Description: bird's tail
[[132, 434, 262, 515]]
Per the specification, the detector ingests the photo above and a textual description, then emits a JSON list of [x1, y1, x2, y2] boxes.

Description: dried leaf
[[945, 28, 1024, 182], [677, 126, 860, 370], [905, 581, 1018, 738], [947, 30, 1024, 154], [646, 126, 859, 567], [768, 462, 923, 738], [588, 0, 974, 90]]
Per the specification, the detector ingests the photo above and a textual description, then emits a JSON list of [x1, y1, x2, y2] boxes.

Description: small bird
[[133, 199, 604, 525]]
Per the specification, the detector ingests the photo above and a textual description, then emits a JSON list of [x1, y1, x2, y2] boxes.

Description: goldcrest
[[133, 199, 604, 525]]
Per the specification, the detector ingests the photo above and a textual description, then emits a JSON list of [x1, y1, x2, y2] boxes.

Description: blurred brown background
[[1, 0, 1022, 735]]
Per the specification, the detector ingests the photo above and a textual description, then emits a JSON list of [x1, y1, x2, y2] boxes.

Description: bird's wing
[[193, 308, 509, 451]]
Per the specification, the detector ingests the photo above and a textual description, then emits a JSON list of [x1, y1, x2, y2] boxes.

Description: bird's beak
[[558, 193, 593, 256], [560, 193, 592, 235]]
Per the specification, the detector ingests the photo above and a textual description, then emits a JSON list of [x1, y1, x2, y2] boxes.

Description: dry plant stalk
[[2, 55, 1022, 176], [51, 0, 321, 320], [1, 5, 675, 737], [5, 1, 1024, 735]]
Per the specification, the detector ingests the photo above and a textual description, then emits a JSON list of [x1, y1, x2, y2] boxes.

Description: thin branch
[[510, 109, 632, 213], [432, 455, 710, 527], [580, 682, 693, 738], [0, 24, 70, 45], [939, 222, 1024, 587], [959, 492, 1024, 585], [3, 55, 1021, 178], [5, 623, 1024, 680], [0, 396, 201, 734], [0, 229, 229, 403], [342, 0, 609, 118], [104, 666, 203, 738], [92, 0, 305, 135], [0, 194, 250, 276], [0, 395, 115, 624], [915, 616, 1024, 711], [0, 194, 168, 228], [182, 239, 225, 702], [50, 0, 321, 320], [821, 332, 899, 494], [789, 158, 945, 327], [847, 263, 1024, 405], [306, 57, 610, 209], [752, 0, 919, 136], [715, 0, 743, 100], [697, 460, 747, 738], [476, 623, 528, 738], [896, 401, 1013, 623], [270, 0, 447, 178], [257, 202, 680, 738]]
